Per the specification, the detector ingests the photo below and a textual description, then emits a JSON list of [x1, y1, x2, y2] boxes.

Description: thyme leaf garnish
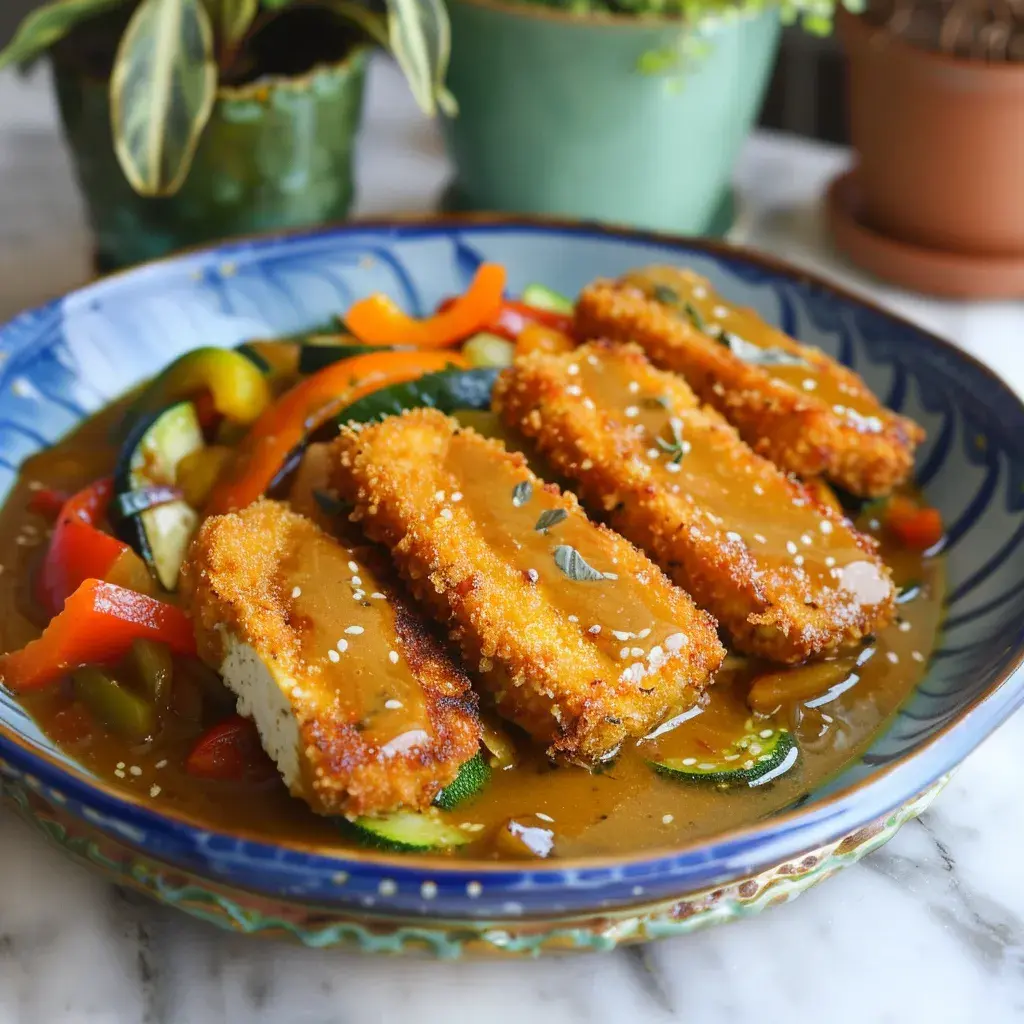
[[553, 545, 616, 582], [720, 332, 808, 368], [535, 508, 568, 533], [512, 481, 533, 507], [656, 416, 689, 464]]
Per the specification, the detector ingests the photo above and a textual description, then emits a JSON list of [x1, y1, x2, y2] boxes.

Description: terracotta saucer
[[825, 168, 1024, 300]]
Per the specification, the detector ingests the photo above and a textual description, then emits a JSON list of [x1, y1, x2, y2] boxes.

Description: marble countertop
[[1, 58, 1024, 1024]]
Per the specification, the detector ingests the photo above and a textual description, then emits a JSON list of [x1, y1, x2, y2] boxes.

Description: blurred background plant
[[0, 0, 451, 198]]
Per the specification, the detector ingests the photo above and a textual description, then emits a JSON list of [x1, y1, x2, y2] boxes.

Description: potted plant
[[441, 0, 845, 236], [0, 0, 451, 269], [827, 0, 1024, 297]]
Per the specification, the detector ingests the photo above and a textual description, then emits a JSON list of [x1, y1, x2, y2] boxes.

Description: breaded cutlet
[[574, 266, 924, 498], [494, 341, 896, 663], [330, 409, 724, 767], [182, 500, 481, 818]]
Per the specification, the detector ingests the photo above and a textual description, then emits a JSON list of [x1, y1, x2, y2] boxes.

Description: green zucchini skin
[[344, 810, 470, 852], [434, 752, 491, 810], [113, 401, 203, 591], [651, 727, 798, 788], [521, 283, 573, 315]]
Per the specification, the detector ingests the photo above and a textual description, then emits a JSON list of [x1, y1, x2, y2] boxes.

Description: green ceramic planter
[[53, 50, 369, 270], [442, 0, 781, 235]]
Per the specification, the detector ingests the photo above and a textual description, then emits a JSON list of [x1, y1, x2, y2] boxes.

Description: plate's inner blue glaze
[[1, 222, 1023, 909]]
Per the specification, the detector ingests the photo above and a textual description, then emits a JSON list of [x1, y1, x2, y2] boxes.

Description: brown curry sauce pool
[[0, 401, 944, 861]]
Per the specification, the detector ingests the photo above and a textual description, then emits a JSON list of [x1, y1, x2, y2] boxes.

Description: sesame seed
[[630, 646, 645, 658], [439, 508, 453, 521], [662, 813, 674, 824], [337, 638, 348, 652], [794, 555, 805, 566], [388, 651, 399, 665], [693, 286, 707, 299], [725, 531, 742, 543], [628, 380, 640, 393], [352, 591, 365, 600], [801, 533, 814, 546], [825, 556, 836, 567], [371, 592, 386, 600], [348, 561, 359, 573], [21, 524, 37, 536], [886, 651, 899, 664], [582, 397, 595, 410], [912, 651, 925, 662], [753, 484, 764, 495], [820, 521, 833, 534], [129, 766, 142, 777], [665, 632, 688, 651], [114, 770, 125, 779], [526, 568, 539, 583], [625, 406, 639, 418], [619, 647, 630, 660], [611, 629, 633, 641], [150, 785, 161, 798], [536, 812, 555, 822], [466, 881, 482, 898], [681, 757, 697, 766], [898, 620, 912, 632], [350, 575, 362, 587], [666, 462, 681, 474], [451, 492, 463, 502], [786, 541, 798, 555], [328, 649, 341, 663], [345, 626, 364, 635], [713, 305, 729, 318], [27, 480, 42, 491], [580, 459, 593, 470], [291, 586, 302, 599], [385, 698, 402, 709], [568, 614, 578, 622], [802, 379, 818, 391], [434, 490, 446, 501], [566, 384, 582, 396], [155, 760, 167, 769], [637, 628, 651, 639], [567, 364, 579, 376], [586, 354, 600, 366], [647, 448, 660, 459], [588, 625, 601, 635], [754, 533, 767, 544], [116, 762, 125, 770]]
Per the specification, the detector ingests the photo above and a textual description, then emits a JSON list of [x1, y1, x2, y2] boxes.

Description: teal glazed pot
[[442, 0, 781, 235], [52, 49, 369, 270]]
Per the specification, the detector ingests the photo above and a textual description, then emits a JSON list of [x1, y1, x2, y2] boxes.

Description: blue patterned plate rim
[[1, 214, 1022, 892]]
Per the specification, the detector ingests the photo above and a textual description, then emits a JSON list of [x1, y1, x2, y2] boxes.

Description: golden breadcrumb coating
[[331, 409, 724, 767], [495, 341, 896, 663], [574, 266, 924, 498], [181, 500, 480, 818]]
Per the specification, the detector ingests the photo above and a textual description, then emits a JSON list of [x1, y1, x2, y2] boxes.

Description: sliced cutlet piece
[[494, 341, 896, 664], [181, 500, 480, 818], [331, 408, 724, 767], [574, 265, 924, 498]]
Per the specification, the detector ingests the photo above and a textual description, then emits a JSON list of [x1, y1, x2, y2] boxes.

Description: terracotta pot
[[839, 7, 1024, 257]]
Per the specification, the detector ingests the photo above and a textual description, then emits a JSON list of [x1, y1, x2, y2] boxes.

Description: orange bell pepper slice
[[0, 579, 196, 693], [884, 496, 944, 551], [205, 349, 468, 515], [346, 263, 507, 348], [36, 478, 131, 617]]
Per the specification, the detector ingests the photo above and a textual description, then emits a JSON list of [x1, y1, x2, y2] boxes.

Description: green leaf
[[110, 0, 217, 197], [0, 0, 127, 71], [202, 0, 258, 50], [385, 0, 453, 117]]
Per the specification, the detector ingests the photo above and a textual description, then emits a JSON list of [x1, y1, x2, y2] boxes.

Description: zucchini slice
[[114, 401, 203, 591], [651, 727, 798, 788], [434, 752, 491, 810], [345, 809, 470, 852], [521, 283, 573, 315]]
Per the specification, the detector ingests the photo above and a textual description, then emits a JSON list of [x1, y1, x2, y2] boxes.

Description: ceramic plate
[[1, 217, 1023, 955]]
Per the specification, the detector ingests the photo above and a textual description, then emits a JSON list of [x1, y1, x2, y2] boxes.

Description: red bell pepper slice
[[36, 478, 131, 617], [185, 715, 274, 781], [884, 496, 944, 551], [346, 263, 507, 348], [0, 579, 196, 693], [27, 486, 71, 520], [437, 295, 574, 342]]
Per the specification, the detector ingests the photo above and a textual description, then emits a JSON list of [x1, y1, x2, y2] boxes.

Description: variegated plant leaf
[[385, 0, 454, 117], [0, 0, 127, 71], [110, 0, 217, 197], [202, 0, 259, 50]]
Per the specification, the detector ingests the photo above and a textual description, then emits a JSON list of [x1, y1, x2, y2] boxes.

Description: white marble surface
[[1, 57, 1024, 1024]]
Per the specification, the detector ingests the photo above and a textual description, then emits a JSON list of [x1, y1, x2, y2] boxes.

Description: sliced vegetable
[[344, 809, 470, 852], [0, 579, 196, 693], [335, 367, 498, 426], [176, 445, 233, 508], [521, 283, 573, 315], [127, 347, 271, 428], [185, 714, 273, 781], [114, 402, 204, 591], [346, 263, 506, 348], [297, 341, 394, 374], [651, 727, 797, 788], [803, 477, 843, 516], [73, 666, 156, 743], [131, 638, 173, 711], [747, 658, 857, 714], [491, 301, 574, 341], [515, 323, 576, 358], [27, 486, 70, 519], [883, 495, 944, 551], [462, 332, 515, 369], [37, 478, 131, 616], [104, 548, 158, 597], [206, 350, 468, 514], [433, 752, 491, 810]]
